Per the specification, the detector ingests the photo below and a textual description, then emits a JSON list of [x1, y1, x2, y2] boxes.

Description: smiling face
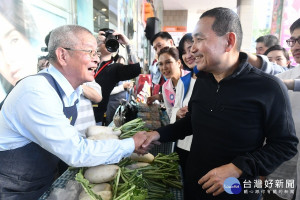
[[290, 28, 300, 64], [191, 17, 228, 73], [158, 52, 181, 80], [267, 50, 290, 67], [182, 40, 196, 69], [153, 37, 174, 54], [62, 32, 100, 88]]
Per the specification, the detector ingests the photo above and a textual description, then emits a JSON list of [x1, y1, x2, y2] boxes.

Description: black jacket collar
[[196, 52, 251, 82]]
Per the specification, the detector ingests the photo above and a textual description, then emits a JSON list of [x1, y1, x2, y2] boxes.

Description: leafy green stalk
[[75, 168, 103, 200]]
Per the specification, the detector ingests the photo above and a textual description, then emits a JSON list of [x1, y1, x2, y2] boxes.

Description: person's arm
[[170, 80, 184, 123], [113, 61, 141, 82], [146, 93, 163, 105], [11, 78, 145, 167], [82, 81, 102, 103], [113, 31, 139, 64], [110, 81, 133, 95], [137, 111, 194, 155], [110, 84, 125, 95], [282, 79, 295, 90], [282, 79, 300, 91], [246, 53, 288, 75]]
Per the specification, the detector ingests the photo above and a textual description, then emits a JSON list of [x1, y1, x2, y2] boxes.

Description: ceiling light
[[101, 8, 107, 11]]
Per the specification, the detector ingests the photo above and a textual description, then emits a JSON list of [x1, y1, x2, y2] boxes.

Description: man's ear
[[169, 39, 175, 47], [225, 32, 236, 52], [56, 47, 68, 66]]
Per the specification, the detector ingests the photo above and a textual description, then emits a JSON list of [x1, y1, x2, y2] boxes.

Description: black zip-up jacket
[[157, 52, 298, 200]]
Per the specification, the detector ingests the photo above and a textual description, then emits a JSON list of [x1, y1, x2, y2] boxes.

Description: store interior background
[[6, 0, 300, 71]]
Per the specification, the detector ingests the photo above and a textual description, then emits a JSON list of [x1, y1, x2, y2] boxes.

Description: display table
[[39, 167, 183, 200], [39, 117, 183, 199]]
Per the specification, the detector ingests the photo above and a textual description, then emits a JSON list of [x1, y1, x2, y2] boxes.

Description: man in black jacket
[[138, 7, 299, 200]]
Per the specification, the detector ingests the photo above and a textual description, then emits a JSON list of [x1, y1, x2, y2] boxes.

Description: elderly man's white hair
[[48, 25, 92, 62]]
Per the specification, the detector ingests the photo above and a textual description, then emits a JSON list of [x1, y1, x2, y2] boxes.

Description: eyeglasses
[[286, 38, 300, 47], [63, 47, 100, 58]]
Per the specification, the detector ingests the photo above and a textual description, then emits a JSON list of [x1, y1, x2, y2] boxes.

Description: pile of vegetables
[[75, 118, 182, 200], [113, 118, 148, 139], [76, 152, 182, 200]]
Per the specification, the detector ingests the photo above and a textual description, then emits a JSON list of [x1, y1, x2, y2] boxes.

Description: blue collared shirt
[[0, 65, 134, 167]]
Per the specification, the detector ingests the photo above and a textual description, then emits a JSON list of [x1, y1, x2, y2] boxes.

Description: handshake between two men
[[132, 131, 160, 154]]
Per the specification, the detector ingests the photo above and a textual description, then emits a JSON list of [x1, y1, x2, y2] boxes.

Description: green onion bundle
[[114, 118, 149, 139]]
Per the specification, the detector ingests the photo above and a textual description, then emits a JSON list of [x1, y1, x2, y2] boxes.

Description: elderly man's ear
[[55, 47, 68, 67]]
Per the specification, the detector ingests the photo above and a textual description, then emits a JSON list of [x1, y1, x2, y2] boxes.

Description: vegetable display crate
[[39, 167, 183, 200]]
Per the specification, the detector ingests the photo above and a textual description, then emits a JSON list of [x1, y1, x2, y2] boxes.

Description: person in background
[[0, 0, 37, 104], [151, 32, 175, 55], [93, 28, 141, 125], [264, 44, 293, 68], [280, 18, 300, 91], [157, 47, 189, 119], [147, 32, 175, 105], [137, 7, 298, 200], [245, 18, 300, 200], [261, 18, 300, 200], [170, 33, 198, 176], [37, 55, 50, 72], [74, 81, 102, 136], [0, 25, 147, 200], [255, 34, 279, 55], [105, 55, 134, 125]]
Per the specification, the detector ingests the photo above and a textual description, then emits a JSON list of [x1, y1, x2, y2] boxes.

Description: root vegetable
[[79, 190, 112, 200], [87, 134, 118, 141], [84, 165, 120, 184], [125, 162, 150, 170], [92, 183, 111, 192], [130, 153, 154, 163], [86, 125, 121, 137]]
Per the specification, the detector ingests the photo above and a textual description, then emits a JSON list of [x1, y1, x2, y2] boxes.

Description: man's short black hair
[[38, 55, 48, 61], [290, 18, 300, 34], [200, 7, 243, 51], [45, 31, 52, 48], [255, 35, 279, 48], [150, 31, 174, 46], [99, 28, 114, 32]]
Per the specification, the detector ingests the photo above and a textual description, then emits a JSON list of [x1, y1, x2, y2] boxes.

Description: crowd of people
[[0, 5, 300, 200]]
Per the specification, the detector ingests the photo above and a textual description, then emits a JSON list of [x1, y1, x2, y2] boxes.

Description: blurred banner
[[0, 0, 72, 103]]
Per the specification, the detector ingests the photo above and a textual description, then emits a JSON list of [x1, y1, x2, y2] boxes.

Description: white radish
[[87, 133, 119, 140], [78, 183, 112, 200], [130, 153, 155, 163], [92, 183, 111, 191], [126, 162, 150, 170], [79, 190, 112, 200], [86, 125, 121, 137], [84, 165, 119, 184]]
